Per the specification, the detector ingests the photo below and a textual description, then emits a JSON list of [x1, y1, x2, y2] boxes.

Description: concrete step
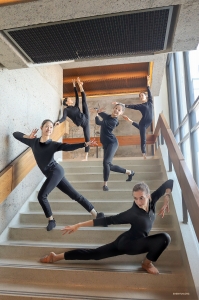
[[0, 264, 190, 294], [28, 198, 174, 214], [0, 244, 183, 267], [49, 180, 164, 191], [63, 164, 162, 173], [60, 158, 161, 167], [0, 281, 195, 300], [63, 172, 165, 181], [19, 212, 175, 227], [7, 226, 178, 245]]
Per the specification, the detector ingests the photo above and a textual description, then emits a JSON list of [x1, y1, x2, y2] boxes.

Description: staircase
[[0, 157, 197, 300]]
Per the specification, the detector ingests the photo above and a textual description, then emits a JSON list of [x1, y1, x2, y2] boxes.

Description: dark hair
[[115, 103, 125, 112], [63, 98, 68, 106], [133, 182, 150, 195], [41, 119, 54, 128]]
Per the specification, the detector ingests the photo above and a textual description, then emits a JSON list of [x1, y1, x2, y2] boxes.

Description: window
[[188, 44, 199, 103]]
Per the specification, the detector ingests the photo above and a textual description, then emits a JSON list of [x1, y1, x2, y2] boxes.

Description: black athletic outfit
[[95, 112, 126, 182], [125, 86, 153, 154], [58, 87, 90, 153], [64, 180, 173, 262], [13, 132, 94, 218]]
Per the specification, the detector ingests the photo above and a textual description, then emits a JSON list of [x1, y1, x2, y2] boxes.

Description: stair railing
[[154, 113, 199, 243]]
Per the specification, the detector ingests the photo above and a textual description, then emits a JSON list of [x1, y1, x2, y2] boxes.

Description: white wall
[[153, 68, 170, 126], [0, 64, 63, 234]]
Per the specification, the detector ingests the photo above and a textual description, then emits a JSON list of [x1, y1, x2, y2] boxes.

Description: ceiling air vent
[[4, 6, 173, 64]]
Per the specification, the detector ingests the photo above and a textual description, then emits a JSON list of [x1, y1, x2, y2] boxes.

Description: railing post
[[182, 193, 188, 224], [161, 133, 164, 145], [96, 146, 98, 158], [168, 151, 172, 172]]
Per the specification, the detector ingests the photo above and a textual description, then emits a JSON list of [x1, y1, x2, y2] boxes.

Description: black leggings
[[64, 232, 171, 262], [38, 164, 94, 218], [103, 140, 126, 182], [132, 121, 151, 154], [81, 92, 90, 153]]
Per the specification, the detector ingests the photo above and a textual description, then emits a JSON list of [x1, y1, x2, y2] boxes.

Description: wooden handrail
[[63, 134, 156, 146], [0, 121, 68, 204], [154, 113, 199, 242]]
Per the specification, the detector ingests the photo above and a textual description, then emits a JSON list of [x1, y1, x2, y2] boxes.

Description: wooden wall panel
[[0, 166, 13, 204]]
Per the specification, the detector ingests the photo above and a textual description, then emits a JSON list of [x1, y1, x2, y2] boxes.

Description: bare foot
[[143, 154, 147, 159], [81, 158, 88, 161], [40, 252, 55, 263], [142, 261, 159, 275]]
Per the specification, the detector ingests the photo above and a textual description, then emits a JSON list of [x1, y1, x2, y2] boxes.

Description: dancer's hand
[[54, 121, 60, 126], [112, 101, 118, 105], [85, 139, 98, 147], [72, 79, 76, 87], [28, 129, 38, 139], [77, 77, 83, 86], [97, 107, 105, 113], [61, 224, 79, 235], [147, 75, 150, 87], [122, 115, 133, 122], [158, 194, 170, 218]]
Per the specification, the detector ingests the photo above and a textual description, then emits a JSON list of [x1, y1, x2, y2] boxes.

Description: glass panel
[[175, 131, 180, 144], [192, 129, 199, 186], [174, 52, 187, 120], [168, 55, 179, 132], [195, 104, 199, 123], [188, 44, 199, 102], [181, 119, 189, 139], [182, 138, 193, 175]]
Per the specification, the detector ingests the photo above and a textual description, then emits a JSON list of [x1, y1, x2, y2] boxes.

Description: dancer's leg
[[117, 233, 171, 274], [82, 122, 90, 156], [57, 175, 99, 216], [38, 165, 64, 230], [40, 240, 122, 263], [132, 122, 140, 130], [139, 124, 147, 157]]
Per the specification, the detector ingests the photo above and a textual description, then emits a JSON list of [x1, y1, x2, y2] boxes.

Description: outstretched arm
[[13, 129, 38, 146], [55, 107, 68, 125], [122, 115, 133, 123], [56, 139, 98, 152], [62, 220, 94, 235]]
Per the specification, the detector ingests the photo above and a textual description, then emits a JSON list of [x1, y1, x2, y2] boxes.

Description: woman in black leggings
[[95, 104, 135, 191], [40, 179, 173, 275], [116, 76, 153, 159], [55, 77, 90, 161], [13, 119, 103, 232]]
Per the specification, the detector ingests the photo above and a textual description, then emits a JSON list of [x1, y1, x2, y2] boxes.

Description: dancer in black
[[13, 119, 103, 231], [114, 76, 153, 159], [55, 77, 90, 161], [94, 104, 135, 191], [40, 179, 173, 275]]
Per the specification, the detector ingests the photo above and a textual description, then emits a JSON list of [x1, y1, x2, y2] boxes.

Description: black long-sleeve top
[[94, 180, 173, 240], [13, 132, 85, 174], [95, 112, 119, 145], [125, 86, 153, 126], [58, 87, 84, 126]]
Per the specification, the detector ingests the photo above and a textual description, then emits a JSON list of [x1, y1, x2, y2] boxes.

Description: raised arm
[[13, 130, 38, 146], [56, 107, 68, 124]]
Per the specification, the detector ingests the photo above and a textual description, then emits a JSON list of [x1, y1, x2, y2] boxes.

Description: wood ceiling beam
[[63, 87, 146, 97], [63, 71, 148, 83]]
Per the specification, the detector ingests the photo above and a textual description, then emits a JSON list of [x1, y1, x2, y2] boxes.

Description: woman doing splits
[[40, 179, 173, 275], [55, 77, 90, 161], [13, 119, 103, 232], [95, 104, 135, 191], [117, 76, 153, 159]]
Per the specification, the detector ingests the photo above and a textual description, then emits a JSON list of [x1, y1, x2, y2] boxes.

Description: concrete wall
[[63, 92, 152, 160], [0, 64, 63, 234], [153, 68, 170, 126]]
